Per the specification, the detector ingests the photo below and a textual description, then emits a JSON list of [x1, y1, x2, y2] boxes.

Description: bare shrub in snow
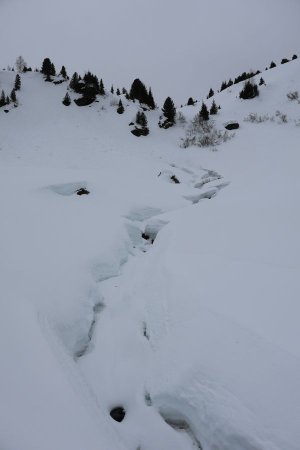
[[275, 110, 288, 123], [15, 56, 27, 73], [244, 111, 288, 124], [177, 111, 187, 126], [287, 91, 299, 101], [181, 113, 233, 149], [244, 113, 272, 123]]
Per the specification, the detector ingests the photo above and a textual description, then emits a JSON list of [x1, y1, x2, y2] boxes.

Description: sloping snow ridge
[[0, 58, 300, 450]]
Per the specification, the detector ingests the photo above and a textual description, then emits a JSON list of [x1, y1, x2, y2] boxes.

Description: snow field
[[0, 59, 300, 449]]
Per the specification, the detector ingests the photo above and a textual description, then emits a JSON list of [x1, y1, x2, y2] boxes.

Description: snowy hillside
[[1, 0, 300, 102], [0, 57, 300, 450]]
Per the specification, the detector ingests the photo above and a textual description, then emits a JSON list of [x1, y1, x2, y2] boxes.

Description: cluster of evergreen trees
[[239, 80, 259, 100], [205, 54, 298, 98], [129, 78, 155, 109], [41, 57, 68, 82], [219, 70, 261, 93], [68, 70, 106, 106], [0, 74, 20, 108]]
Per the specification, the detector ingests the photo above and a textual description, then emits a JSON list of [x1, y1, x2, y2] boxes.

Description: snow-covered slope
[[0, 59, 300, 450], [1, 0, 300, 102]]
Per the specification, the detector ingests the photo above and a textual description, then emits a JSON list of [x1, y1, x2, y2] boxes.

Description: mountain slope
[[0, 59, 300, 450], [1, 0, 300, 102]]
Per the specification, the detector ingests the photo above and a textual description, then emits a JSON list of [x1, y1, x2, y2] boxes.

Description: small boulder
[[76, 188, 90, 196], [170, 175, 180, 184], [224, 122, 239, 130], [110, 407, 126, 423], [131, 127, 149, 137]]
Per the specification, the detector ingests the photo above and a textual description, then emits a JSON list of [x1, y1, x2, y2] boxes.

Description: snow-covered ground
[[0, 59, 300, 450]]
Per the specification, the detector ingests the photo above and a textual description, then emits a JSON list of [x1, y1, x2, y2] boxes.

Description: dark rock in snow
[[74, 96, 95, 107], [4, 110, 9, 113], [170, 174, 180, 184], [142, 232, 151, 241], [224, 122, 239, 130], [131, 127, 149, 137], [76, 188, 90, 196], [110, 407, 126, 422]]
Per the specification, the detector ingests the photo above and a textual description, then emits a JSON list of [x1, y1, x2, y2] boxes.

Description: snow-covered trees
[[15, 56, 27, 73]]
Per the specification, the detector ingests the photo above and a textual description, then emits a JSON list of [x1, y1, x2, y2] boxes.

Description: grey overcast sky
[[1, 0, 300, 103]]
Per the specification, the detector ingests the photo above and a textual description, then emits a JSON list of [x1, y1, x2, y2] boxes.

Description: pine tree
[[136, 111, 147, 127], [130, 79, 148, 104], [116, 88, 121, 96], [187, 97, 195, 106], [99, 79, 105, 95], [259, 77, 265, 86], [220, 81, 227, 91], [110, 85, 114, 94], [199, 102, 209, 121], [207, 88, 214, 98], [10, 89, 17, 103], [60, 66, 67, 78], [41, 58, 53, 76], [6, 96, 10, 105], [14, 74, 21, 91], [62, 92, 71, 106], [122, 87, 127, 95], [117, 99, 124, 114], [210, 99, 218, 115], [69, 72, 79, 91], [162, 97, 176, 124], [50, 63, 56, 76], [269, 61, 276, 69], [292, 54, 298, 60], [147, 88, 155, 109], [281, 58, 289, 65], [0, 90, 6, 107]]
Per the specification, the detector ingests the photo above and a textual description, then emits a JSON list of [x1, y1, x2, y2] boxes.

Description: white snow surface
[[0, 60, 300, 450]]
